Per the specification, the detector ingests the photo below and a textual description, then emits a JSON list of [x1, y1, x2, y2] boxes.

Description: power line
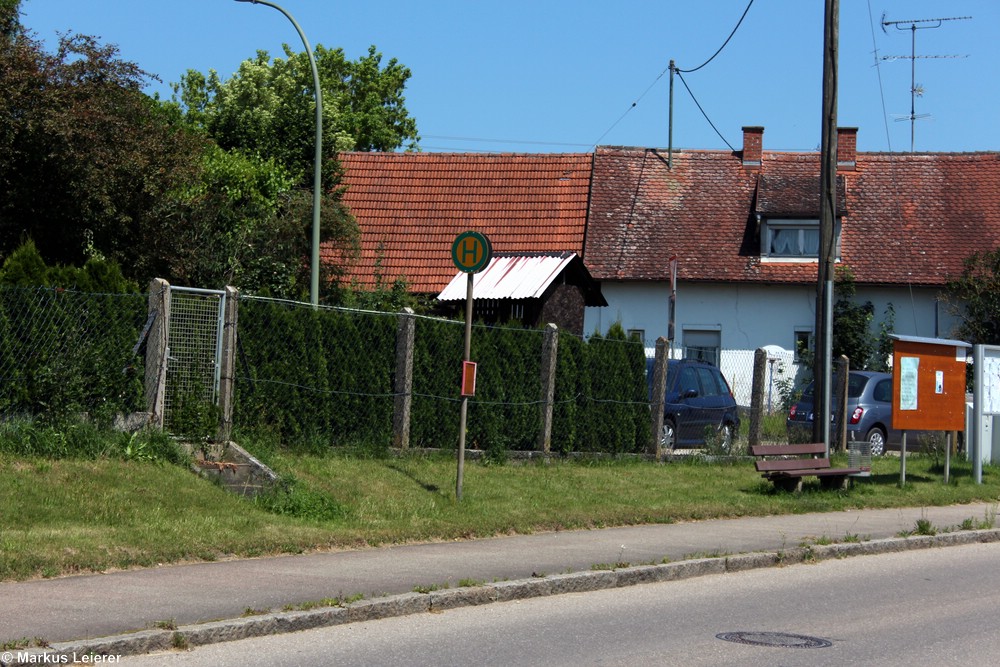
[[591, 65, 671, 147], [675, 71, 734, 151], [676, 0, 755, 73], [593, 0, 754, 150]]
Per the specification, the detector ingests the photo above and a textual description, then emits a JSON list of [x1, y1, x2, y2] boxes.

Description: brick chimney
[[741, 126, 763, 169], [837, 127, 857, 171]]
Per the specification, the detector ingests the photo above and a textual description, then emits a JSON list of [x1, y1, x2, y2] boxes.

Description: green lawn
[[2, 445, 999, 582]]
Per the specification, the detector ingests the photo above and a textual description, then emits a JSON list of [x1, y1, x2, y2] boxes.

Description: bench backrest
[[751, 443, 826, 457], [756, 457, 832, 473]]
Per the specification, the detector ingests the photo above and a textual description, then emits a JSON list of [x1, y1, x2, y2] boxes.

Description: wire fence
[[0, 286, 147, 422], [0, 284, 809, 453], [232, 295, 651, 454]]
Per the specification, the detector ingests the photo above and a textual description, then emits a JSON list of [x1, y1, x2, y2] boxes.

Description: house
[[333, 151, 602, 334], [583, 127, 1000, 403], [334, 130, 1000, 406]]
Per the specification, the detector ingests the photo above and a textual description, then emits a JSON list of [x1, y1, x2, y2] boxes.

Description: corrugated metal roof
[[437, 253, 577, 301]]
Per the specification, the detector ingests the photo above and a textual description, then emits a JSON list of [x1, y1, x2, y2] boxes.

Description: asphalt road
[[118, 541, 1000, 666]]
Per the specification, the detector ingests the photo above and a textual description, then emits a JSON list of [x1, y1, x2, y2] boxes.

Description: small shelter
[[437, 252, 606, 334]]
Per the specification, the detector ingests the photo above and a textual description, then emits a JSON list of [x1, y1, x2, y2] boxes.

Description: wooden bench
[[751, 443, 862, 492]]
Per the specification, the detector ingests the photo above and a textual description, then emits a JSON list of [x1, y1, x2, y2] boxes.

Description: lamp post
[[235, 0, 322, 306]]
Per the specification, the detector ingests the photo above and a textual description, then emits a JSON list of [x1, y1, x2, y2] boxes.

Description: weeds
[[914, 516, 937, 536], [413, 583, 449, 594], [242, 607, 268, 617], [251, 474, 346, 522]]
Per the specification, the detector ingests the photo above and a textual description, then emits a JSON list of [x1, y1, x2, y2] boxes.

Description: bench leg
[[772, 477, 803, 493], [820, 475, 850, 491]]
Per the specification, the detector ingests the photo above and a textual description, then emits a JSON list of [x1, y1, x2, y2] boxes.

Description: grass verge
[[2, 444, 999, 581]]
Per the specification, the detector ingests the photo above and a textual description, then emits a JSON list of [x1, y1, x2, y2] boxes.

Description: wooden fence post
[[538, 323, 559, 454], [748, 348, 767, 449], [216, 286, 239, 443], [835, 355, 849, 452], [144, 278, 170, 429], [649, 337, 669, 459], [393, 307, 416, 449]]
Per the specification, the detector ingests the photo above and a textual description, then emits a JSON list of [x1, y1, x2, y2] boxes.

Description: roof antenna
[[880, 14, 971, 152]]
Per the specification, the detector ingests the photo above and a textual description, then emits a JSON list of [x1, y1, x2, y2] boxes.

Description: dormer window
[[754, 173, 847, 262], [761, 218, 841, 261]]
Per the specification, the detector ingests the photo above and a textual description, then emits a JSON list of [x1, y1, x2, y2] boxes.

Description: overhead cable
[[675, 71, 735, 151], [675, 0, 755, 73]]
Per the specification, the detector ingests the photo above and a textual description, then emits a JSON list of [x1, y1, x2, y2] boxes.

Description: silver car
[[786, 371, 935, 456]]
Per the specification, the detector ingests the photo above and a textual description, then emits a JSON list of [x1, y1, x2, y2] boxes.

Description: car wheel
[[866, 427, 886, 456], [719, 423, 734, 452], [661, 420, 676, 451]]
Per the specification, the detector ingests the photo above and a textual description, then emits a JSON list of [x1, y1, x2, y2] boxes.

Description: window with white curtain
[[762, 219, 840, 260]]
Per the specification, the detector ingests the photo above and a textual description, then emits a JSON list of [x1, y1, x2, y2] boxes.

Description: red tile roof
[[585, 147, 1000, 287], [332, 152, 593, 292]]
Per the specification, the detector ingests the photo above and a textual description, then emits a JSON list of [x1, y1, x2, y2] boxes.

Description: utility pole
[[814, 0, 838, 453], [881, 15, 970, 152]]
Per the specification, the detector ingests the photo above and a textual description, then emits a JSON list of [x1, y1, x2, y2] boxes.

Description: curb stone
[[8, 528, 1000, 665]]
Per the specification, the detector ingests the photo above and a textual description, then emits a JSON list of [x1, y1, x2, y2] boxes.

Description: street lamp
[[234, 0, 323, 306]]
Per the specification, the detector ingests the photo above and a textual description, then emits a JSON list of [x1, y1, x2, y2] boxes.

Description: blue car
[[648, 358, 741, 451]]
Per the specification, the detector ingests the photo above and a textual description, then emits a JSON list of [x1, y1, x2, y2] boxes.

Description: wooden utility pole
[[814, 0, 838, 454]]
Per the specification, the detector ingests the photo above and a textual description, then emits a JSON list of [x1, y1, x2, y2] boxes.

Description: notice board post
[[891, 335, 971, 486]]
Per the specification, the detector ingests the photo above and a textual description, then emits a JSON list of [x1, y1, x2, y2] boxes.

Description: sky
[[19, 0, 999, 154]]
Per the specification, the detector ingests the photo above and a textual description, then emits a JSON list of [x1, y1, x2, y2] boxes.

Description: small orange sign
[[461, 361, 477, 397]]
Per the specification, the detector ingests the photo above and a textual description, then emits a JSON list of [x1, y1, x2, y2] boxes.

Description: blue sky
[[20, 0, 998, 154]]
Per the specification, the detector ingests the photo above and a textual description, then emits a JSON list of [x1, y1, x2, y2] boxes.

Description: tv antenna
[[880, 14, 970, 151]]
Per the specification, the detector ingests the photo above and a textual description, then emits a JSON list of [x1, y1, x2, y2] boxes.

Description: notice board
[[891, 336, 970, 431]]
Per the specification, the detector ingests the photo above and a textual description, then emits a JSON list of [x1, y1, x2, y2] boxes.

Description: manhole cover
[[716, 631, 832, 649]]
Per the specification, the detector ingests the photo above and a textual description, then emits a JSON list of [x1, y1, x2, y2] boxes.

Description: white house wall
[[584, 280, 960, 408]]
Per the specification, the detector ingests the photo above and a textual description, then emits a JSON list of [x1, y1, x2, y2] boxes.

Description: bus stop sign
[[451, 231, 492, 273]]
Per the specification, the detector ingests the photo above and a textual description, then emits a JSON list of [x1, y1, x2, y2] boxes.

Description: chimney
[[837, 127, 857, 171], [741, 126, 763, 169]]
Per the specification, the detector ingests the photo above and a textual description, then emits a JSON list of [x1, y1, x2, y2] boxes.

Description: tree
[[828, 266, 895, 371], [0, 22, 206, 271], [0, 7, 415, 301], [944, 247, 1000, 345], [172, 44, 419, 189]]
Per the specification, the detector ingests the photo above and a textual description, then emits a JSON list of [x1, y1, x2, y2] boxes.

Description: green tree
[[944, 246, 1000, 345], [168, 43, 419, 300], [0, 21, 206, 273], [172, 44, 419, 188]]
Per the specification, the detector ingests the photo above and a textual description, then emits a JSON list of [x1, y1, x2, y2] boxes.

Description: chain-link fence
[[233, 296, 400, 446], [0, 286, 147, 421], [1, 283, 813, 453], [230, 295, 651, 454]]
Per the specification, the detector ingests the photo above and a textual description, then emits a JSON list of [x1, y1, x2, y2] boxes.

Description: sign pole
[[457, 271, 473, 501], [450, 230, 492, 503]]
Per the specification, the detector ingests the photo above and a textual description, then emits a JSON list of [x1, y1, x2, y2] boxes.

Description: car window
[[873, 379, 892, 403], [695, 367, 721, 397], [678, 367, 699, 396], [847, 374, 868, 398]]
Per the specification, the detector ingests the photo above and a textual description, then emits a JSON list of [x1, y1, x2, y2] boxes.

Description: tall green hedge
[[0, 241, 145, 423], [233, 299, 397, 448]]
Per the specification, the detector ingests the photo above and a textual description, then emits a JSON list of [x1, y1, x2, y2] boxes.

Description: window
[[762, 218, 841, 260], [794, 329, 813, 363], [627, 329, 645, 344], [683, 329, 720, 367], [694, 367, 723, 397]]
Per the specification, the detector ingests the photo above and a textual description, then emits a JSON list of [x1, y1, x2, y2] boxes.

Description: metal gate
[[164, 286, 227, 431]]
